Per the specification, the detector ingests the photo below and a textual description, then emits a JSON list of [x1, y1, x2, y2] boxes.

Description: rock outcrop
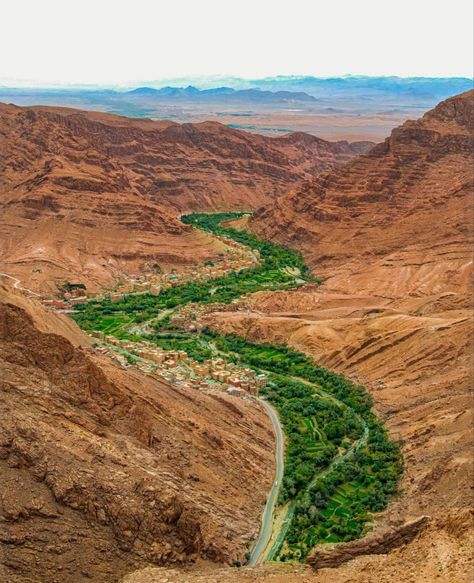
[[254, 90, 473, 271], [307, 516, 430, 569]]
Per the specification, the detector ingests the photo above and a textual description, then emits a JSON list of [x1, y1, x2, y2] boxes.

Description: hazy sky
[[2, 0, 473, 86]]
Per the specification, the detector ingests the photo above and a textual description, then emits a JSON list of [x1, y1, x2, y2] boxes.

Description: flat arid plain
[[0, 81, 472, 583]]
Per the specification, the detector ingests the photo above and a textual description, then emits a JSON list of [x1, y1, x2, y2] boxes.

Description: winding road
[[250, 390, 369, 564], [206, 339, 370, 564], [247, 398, 285, 566], [0, 273, 40, 297]]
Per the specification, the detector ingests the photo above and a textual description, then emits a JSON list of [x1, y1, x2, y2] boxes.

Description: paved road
[[207, 341, 370, 563], [247, 398, 285, 566]]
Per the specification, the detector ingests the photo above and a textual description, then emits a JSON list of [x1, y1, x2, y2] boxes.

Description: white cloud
[[2, 0, 473, 85]]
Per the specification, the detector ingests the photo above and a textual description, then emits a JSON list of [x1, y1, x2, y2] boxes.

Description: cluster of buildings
[[98, 234, 259, 303], [90, 333, 267, 398], [206, 357, 267, 395], [43, 284, 91, 312], [164, 300, 245, 333], [42, 230, 260, 313], [42, 229, 268, 397]]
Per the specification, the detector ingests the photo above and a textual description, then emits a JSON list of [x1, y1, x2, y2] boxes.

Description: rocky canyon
[[0, 104, 369, 295], [0, 90, 472, 583]]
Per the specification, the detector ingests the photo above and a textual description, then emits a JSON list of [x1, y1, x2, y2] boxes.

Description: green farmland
[[73, 212, 402, 562]]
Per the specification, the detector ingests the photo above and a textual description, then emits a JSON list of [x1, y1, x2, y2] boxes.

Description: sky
[[2, 0, 473, 86]]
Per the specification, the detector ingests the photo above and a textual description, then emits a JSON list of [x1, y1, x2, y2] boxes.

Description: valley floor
[[72, 213, 402, 566]]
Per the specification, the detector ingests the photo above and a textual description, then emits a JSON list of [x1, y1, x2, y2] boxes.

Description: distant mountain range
[[0, 85, 317, 104], [0, 76, 471, 139], [235, 75, 474, 99], [125, 85, 317, 102], [1, 76, 472, 103]]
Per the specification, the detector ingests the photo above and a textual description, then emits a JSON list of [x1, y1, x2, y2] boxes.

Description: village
[[42, 232, 260, 311], [37, 226, 268, 400], [90, 332, 267, 399]]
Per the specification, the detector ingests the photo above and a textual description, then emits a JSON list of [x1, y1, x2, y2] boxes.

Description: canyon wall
[[202, 90, 473, 580], [0, 104, 369, 294], [0, 286, 275, 583]]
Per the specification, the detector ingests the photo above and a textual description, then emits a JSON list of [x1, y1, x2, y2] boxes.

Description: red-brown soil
[[0, 285, 275, 583], [0, 104, 369, 295], [1, 92, 472, 583], [188, 90, 473, 582]]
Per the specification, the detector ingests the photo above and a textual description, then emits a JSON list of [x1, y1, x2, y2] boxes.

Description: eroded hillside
[[1, 91, 472, 583], [0, 104, 369, 295], [197, 91, 474, 581], [0, 286, 275, 583]]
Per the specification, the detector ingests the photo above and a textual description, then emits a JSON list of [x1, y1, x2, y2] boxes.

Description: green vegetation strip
[[73, 212, 402, 563]]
